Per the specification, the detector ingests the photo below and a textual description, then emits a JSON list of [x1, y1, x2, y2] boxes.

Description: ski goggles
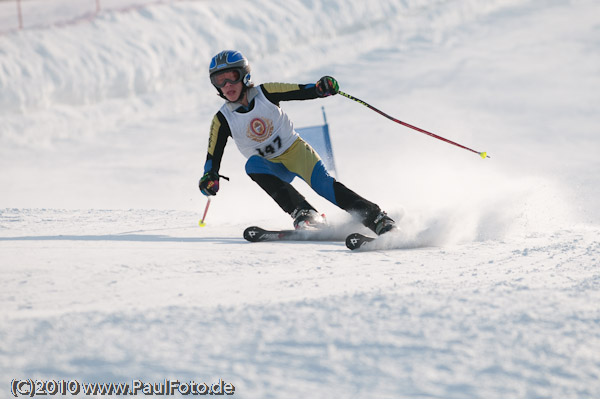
[[210, 68, 243, 88]]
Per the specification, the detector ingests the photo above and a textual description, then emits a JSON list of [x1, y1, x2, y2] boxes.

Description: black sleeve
[[260, 83, 319, 106], [203, 111, 231, 174]]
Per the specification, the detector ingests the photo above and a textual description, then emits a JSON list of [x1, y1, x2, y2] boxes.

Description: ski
[[243, 226, 345, 243], [345, 233, 376, 250]]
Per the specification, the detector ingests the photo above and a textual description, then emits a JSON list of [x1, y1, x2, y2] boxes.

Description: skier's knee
[[310, 161, 336, 203], [245, 155, 266, 175]]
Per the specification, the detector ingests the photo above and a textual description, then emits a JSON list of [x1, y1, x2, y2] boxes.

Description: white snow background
[[1, 0, 599, 397]]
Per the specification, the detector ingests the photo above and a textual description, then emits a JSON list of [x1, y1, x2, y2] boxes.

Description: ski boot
[[371, 211, 397, 235], [292, 208, 327, 230]]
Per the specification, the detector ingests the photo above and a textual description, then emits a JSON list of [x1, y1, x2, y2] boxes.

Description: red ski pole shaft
[[198, 197, 211, 227], [339, 91, 489, 159]]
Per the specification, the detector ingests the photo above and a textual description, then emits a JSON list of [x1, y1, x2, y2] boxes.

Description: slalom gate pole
[[198, 197, 211, 227], [338, 91, 490, 159]]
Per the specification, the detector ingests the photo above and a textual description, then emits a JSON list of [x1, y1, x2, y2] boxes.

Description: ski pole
[[338, 91, 490, 159], [198, 197, 211, 227], [197, 174, 229, 227]]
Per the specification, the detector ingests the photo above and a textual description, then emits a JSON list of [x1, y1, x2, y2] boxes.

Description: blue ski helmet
[[209, 50, 252, 89]]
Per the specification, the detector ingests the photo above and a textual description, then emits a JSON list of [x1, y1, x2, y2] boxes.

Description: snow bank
[[0, 0, 523, 114]]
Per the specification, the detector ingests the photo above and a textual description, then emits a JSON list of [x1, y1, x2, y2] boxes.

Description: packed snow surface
[[1, 0, 599, 398]]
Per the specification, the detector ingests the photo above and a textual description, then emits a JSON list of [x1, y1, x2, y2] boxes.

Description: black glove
[[315, 76, 339, 97], [199, 171, 220, 196]]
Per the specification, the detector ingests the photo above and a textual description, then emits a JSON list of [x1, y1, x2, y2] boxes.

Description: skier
[[199, 50, 396, 235]]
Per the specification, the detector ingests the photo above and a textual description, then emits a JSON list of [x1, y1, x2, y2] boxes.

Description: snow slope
[[1, 0, 599, 398]]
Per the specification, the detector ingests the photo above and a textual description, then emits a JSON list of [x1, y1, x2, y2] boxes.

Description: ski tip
[[345, 233, 375, 250], [243, 226, 266, 242]]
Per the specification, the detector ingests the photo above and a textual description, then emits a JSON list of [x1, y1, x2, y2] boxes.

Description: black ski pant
[[248, 173, 382, 231]]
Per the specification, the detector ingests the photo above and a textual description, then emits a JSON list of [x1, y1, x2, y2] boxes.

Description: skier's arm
[[203, 112, 231, 174], [261, 76, 338, 105], [199, 112, 231, 196], [261, 83, 318, 104]]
